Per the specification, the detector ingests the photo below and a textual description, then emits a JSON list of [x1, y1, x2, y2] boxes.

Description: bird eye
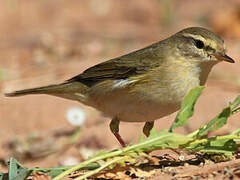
[[195, 40, 204, 49]]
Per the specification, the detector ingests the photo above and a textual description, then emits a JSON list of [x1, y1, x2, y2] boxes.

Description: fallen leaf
[[33, 171, 52, 180]]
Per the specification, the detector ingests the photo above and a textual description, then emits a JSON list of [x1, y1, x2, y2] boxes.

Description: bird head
[[175, 27, 235, 64]]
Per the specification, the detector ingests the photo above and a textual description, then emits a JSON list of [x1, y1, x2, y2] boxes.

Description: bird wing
[[67, 43, 162, 87]]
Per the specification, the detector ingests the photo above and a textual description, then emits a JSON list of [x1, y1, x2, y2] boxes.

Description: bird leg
[[143, 121, 154, 137], [110, 117, 126, 147]]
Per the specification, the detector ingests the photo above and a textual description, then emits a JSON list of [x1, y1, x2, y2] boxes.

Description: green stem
[[74, 156, 125, 180], [66, 127, 82, 145], [29, 163, 99, 173], [29, 166, 73, 172], [187, 129, 200, 138], [52, 150, 121, 180]]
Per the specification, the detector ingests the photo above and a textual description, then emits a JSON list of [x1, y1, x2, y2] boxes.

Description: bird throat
[[199, 61, 218, 85]]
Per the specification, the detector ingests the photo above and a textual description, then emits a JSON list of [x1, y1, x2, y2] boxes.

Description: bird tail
[[5, 81, 88, 102]]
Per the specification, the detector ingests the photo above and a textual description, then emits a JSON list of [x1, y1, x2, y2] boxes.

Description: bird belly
[[85, 81, 180, 122], [89, 94, 179, 122]]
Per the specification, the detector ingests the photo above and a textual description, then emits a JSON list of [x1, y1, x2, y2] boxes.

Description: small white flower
[[60, 156, 79, 166], [66, 107, 86, 126], [178, 155, 185, 161]]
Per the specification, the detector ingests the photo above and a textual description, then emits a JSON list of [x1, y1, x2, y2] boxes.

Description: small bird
[[5, 27, 235, 147]]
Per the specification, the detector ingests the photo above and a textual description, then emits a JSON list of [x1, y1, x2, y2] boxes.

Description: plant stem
[[74, 156, 125, 180]]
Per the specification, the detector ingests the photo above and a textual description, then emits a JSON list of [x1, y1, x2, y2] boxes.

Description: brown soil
[[0, 0, 240, 179]]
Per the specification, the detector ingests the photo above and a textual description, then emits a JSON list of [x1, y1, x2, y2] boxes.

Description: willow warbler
[[5, 27, 235, 147]]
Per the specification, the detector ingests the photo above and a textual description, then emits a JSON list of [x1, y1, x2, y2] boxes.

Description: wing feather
[[67, 42, 162, 86]]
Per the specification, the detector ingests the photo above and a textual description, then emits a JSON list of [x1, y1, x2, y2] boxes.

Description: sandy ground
[[0, 0, 240, 179]]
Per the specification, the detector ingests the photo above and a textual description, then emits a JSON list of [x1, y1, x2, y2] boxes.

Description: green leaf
[[230, 96, 240, 110], [169, 86, 205, 132], [48, 169, 68, 178], [186, 135, 239, 156], [196, 107, 231, 138], [233, 107, 240, 115], [230, 95, 240, 115], [188, 95, 240, 139], [136, 128, 192, 151], [8, 158, 31, 180], [31, 167, 71, 178]]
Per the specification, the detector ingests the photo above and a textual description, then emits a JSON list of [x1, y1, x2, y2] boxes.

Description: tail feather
[[5, 84, 63, 97], [5, 82, 88, 102]]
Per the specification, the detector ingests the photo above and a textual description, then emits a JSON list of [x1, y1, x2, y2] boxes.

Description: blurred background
[[0, 0, 240, 170]]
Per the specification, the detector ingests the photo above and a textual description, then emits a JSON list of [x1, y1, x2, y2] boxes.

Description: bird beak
[[213, 54, 235, 63]]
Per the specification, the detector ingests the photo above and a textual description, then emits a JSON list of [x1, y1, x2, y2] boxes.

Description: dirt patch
[[0, 0, 240, 179]]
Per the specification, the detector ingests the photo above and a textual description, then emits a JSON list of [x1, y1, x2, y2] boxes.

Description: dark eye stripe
[[183, 35, 217, 52], [205, 45, 216, 52]]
